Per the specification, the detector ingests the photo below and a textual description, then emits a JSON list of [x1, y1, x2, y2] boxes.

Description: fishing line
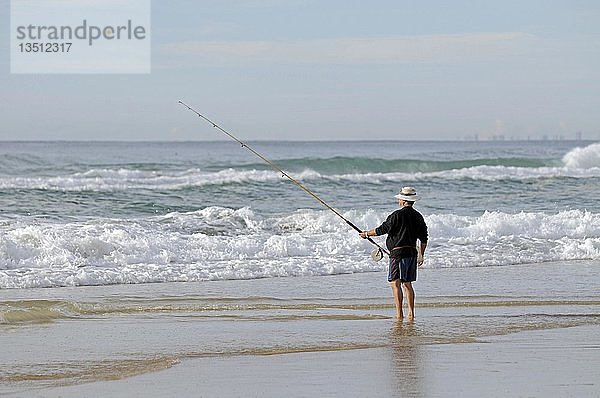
[[178, 100, 389, 260]]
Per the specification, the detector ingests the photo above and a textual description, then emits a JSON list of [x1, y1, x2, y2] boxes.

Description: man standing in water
[[360, 187, 428, 319]]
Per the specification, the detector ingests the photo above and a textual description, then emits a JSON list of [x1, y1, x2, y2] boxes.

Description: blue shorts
[[388, 256, 417, 282]]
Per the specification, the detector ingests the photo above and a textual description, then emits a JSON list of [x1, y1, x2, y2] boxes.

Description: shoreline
[[1, 261, 599, 397], [15, 324, 600, 398]]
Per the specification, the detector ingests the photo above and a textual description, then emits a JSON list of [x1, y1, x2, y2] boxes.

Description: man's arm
[[360, 229, 377, 239], [360, 214, 392, 239]]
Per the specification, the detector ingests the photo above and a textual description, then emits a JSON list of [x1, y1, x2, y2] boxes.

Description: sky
[[1, 0, 599, 141]]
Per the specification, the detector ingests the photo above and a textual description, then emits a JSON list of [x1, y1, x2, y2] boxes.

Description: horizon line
[[1, 138, 596, 144]]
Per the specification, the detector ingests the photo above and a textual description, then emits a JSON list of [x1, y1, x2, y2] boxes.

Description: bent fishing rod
[[178, 100, 389, 260]]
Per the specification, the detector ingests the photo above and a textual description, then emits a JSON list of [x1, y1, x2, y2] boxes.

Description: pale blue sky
[[1, 0, 599, 141]]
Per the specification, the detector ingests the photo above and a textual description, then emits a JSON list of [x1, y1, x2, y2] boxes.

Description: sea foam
[[1, 164, 599, 192], [1, 207, 598, 288], [562, 142, 600, 169]]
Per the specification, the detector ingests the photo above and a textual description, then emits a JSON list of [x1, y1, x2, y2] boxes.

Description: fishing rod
[[178, 100, 389, 260]]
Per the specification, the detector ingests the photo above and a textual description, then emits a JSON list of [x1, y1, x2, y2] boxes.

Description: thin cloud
[[160, 32, 535, 66]]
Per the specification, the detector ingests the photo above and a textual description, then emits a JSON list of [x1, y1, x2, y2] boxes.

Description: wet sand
[[22, 325, 600, 398], [1, 260, 599, 397]]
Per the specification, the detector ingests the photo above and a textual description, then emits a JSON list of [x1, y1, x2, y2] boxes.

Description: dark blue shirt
[[375, 206, 428, 256]]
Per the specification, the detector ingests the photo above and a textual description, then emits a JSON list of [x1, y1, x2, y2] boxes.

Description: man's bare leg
[[402, 282, 415, 319], [391, 279, 404, 319]]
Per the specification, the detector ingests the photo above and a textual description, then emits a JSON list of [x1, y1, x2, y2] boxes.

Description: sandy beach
[[22, 325, 600, 398], [1, 260, 599, 397]]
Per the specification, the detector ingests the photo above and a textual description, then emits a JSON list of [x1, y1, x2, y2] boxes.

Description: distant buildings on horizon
[[460, 131, 590, 141]]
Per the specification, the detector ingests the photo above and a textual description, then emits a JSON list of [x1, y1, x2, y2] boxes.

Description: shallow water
[[1, 260, 598, 394]]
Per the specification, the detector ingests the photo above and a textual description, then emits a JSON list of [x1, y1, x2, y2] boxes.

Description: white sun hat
[[394, 186, 420, 201]]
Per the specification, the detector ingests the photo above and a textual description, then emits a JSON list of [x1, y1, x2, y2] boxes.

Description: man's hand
[[417, 242, 426, 267]]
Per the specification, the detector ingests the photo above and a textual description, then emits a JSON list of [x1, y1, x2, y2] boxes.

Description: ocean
[[1, 139, 600, 396], [0, 140, 599, 288]]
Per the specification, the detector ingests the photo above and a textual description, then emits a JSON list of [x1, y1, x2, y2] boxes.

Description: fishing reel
[[370, 247, 384, 262]]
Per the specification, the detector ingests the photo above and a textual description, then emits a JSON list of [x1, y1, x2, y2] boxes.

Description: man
[[360, 187, 428, 320]]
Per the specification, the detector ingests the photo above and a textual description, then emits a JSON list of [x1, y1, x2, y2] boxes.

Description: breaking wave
[[0, 163, 599, 191], [562, 142, 600, 169], [1, 207, 598, 288]]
